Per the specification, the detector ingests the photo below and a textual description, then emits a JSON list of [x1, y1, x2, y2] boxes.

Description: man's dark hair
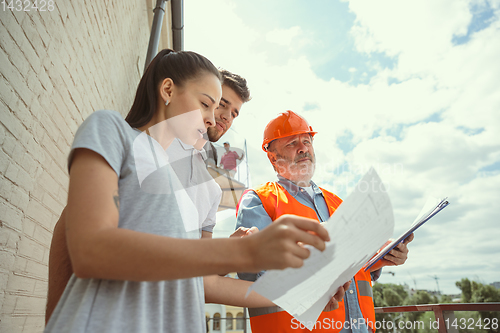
[[219, 69, 251, 103]]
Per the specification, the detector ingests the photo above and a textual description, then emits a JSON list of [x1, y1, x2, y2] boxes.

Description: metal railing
[[375, 303, 500, 333], [206, 303, 500, 332]]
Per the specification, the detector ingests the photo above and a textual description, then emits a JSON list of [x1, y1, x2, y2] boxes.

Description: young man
[[204, 69, 250, 167], [236, 110, 414, 333], [45, 69, 251, 323]]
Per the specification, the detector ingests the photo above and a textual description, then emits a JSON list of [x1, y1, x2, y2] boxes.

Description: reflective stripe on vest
[[248, 306, 284, 317], [357, 280, 373, 298], [240, 182, 376, 333]]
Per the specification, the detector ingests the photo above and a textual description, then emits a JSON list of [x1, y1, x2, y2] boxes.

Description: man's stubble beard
[[275, 152, 316, 185], [207, 126, 221, 143]]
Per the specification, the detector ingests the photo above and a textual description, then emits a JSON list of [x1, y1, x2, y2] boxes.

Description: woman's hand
[[240, 214, 330, 272]]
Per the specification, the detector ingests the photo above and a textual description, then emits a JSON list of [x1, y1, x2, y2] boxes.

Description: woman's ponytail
[[125, 49, 220, 128]]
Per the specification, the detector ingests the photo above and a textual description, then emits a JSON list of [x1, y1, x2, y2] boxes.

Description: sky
[[184, 0, 500, 295]]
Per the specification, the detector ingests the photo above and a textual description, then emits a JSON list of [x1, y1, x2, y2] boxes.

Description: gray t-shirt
[[45, 110, 219, 333]]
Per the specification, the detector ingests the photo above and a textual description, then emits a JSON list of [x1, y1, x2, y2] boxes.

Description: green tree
[[373, 283, 408, 306], [455, 278, 499, 333], [373, 283, 409, 333], [472, 283, 500, 333], [401, 290, 435, 333], [383, 288, 403, 306], [374, 279, 499, 333], [471, 283, 500, 303], [456, 278, 472, 302], [440, 294, 453, 303]]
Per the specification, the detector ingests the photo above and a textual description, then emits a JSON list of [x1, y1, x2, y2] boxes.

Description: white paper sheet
[[247, 167, 395, 330]]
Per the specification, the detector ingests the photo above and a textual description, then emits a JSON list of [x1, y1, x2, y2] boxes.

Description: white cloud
[[347, 0, 471, 57], [185, 0, 500, 293], [185, 0, 260, 74], [266, 26, 302, 46], [345, 0, 500, 133]]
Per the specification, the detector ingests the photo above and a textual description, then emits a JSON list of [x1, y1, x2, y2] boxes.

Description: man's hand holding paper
[[368, 233, 414, 272], [322, 281, 351, 312]]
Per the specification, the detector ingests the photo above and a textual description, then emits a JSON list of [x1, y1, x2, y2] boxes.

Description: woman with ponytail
[[45, 49, 333, 333]]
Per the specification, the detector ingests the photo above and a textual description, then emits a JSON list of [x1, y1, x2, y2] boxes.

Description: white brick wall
[[0, 1, 172, 331]]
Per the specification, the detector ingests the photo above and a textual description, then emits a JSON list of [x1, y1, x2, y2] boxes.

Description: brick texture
[[0, 1, 171, 331]]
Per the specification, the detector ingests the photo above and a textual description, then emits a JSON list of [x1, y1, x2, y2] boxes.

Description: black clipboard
[[364, 197, 450, 271]]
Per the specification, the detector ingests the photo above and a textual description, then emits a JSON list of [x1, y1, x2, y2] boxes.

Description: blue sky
[[230, 0, 397, 84], [453, 0, 496, 44], [185, 0, 500, 295]]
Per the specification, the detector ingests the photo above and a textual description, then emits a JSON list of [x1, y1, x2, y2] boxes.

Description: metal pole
[[244, 139, 249, 188], [144, 0, 167, 72], [171, 0, 184, 51], [243, 307, 247, 333]]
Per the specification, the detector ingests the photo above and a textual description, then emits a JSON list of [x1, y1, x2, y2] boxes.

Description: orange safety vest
[[237, 182, 376, 333]]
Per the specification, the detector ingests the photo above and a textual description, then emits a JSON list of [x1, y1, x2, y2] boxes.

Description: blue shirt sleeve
[[235, 190, 272, 282], [235, 190, 273, 231]]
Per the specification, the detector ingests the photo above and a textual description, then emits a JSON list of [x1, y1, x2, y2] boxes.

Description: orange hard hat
[[262, 110, 317, 151]]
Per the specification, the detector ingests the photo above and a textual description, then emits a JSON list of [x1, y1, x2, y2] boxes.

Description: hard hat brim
[[262, 130, 317, 151]]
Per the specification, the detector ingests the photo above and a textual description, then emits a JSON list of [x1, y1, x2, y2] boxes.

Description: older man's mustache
[[294, 152, 314, 163]]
